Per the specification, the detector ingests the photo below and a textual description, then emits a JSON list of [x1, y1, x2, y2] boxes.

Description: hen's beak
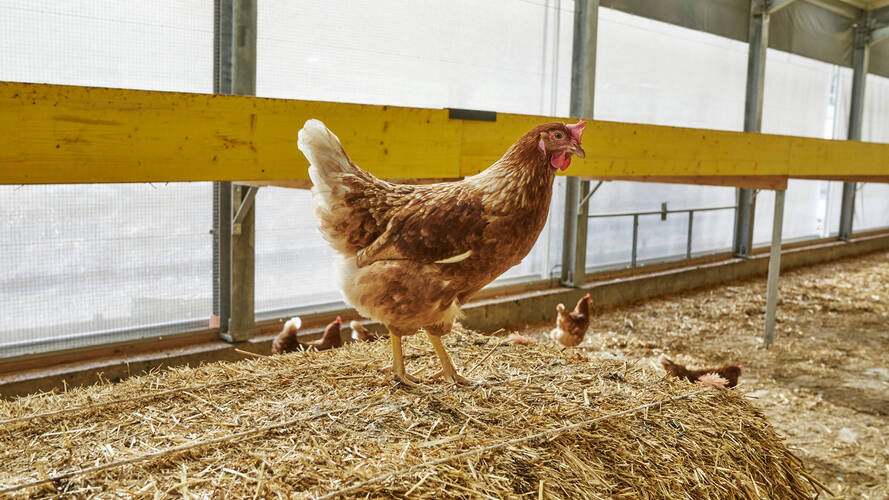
[[569, 142, 585, 159]]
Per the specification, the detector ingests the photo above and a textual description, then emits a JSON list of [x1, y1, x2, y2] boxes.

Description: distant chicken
[[299, 317, 344, 351], [299, 119, 586, 385], [271, 317, 343, 354], [350, 320, 381, 342], [661, 358, 742, 388], [550, 293, 592, 347], [271, 317, 302, 354]]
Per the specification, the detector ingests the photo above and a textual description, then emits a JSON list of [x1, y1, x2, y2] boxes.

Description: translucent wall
[[0, 1, 213, 357], [589, 8, 743, 269], [831, 70, 889, 234], [856, 75, 889, 231], [255, 0, 575, 314], [752, 52, 835, 245]]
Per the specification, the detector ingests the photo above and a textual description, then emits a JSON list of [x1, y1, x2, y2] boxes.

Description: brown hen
[[350, 320, 381, 342], [271, 317, 302, 355], [661, 358, 742, 388], [550, 293, 592, 347], [298, 119, 586, 385]]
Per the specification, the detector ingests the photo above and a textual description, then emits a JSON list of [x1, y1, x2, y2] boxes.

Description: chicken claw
[[386, 333, 420, 387], [426, 333, 477, 386], [378, 365, 421, 383]]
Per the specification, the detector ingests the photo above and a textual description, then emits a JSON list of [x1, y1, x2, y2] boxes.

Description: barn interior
[[1, 0, 888, 497]]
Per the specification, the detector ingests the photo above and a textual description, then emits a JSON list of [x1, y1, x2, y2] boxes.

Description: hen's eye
[[553, 132, 564, 140]]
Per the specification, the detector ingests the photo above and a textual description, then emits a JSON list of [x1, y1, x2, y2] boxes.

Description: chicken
[[350, 320, 381, 342], [298, 118, 586, 385], [661, 358, 742, 388], [299, 317, 344, 351], [550, 293, 592, 347], [271, 317, 302, 354], [271, 316, 344, 354]]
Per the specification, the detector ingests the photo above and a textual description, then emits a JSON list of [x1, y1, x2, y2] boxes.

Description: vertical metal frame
[[839, 13, 870, 241], [733, 0, 769, 258], [561, 0, 599, 287], [214, 0, 257, 342]]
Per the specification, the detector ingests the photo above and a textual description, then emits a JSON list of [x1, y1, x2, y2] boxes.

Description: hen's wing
[[299, 119, 488, 265], [357, 188, 488, 267]]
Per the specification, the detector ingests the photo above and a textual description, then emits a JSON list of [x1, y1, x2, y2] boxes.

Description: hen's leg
[[426, 332, 475, 385], [386, 332, 419, 386]]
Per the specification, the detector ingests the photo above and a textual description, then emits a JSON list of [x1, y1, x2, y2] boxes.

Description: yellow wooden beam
[[1, 81, 888, 186]]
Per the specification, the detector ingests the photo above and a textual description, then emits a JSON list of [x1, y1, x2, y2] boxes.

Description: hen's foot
[[429, 369, 477, 386], [378, 365, 421, 383]]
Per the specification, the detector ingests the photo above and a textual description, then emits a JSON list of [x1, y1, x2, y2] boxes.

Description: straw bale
[[0, 331, 825, 499]]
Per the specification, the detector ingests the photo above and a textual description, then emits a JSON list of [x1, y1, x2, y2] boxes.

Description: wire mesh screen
[[0, 184, 213, 358], [0, 1, 212, 91], [254, 187, 341, 317], [0, 1, 214, 357]]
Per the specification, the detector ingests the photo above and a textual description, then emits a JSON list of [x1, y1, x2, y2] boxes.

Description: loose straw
[[0, 402, 375, 495], [312, 389, 711, 500]]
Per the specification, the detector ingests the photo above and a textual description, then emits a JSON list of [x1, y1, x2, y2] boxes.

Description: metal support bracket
[[232, 185, 258, 235], [576, 180, 604, 212]]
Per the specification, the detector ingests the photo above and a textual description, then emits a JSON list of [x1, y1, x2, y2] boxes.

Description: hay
[[0, 331, 826, 499]]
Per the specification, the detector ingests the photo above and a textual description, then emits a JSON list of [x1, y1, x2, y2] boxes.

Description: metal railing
[[588, 204, 737, 268]]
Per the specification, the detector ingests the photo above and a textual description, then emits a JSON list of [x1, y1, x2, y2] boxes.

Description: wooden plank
[[589, 175, 788, 190], [0, 82, 462, 184], [2, 81, 889, 186]]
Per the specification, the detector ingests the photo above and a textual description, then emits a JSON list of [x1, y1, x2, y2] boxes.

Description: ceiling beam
[[768, 0, 799, 13], [871, 24, 889, 45], [832, 0, 868, 9], [803, 0, 861, 18]]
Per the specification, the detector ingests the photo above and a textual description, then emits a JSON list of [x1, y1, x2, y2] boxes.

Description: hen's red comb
[[567, 120, 585, 144], [336, 316, 342, 324]]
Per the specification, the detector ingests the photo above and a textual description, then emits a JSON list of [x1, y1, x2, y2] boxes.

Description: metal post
[[214, 0, 257, 342], [839, 14, 870, 241], [561, 0, 598, 287], [212, 0, 233, 333], [734, 0, 769, 257], [561, 179, 590, 287], [686, 211, 694, 259], [631, 214, 639, 268], [763, 189, 786, 346]]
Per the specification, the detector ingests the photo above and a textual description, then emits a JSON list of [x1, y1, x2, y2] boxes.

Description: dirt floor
[[512, 250, 889, 499]]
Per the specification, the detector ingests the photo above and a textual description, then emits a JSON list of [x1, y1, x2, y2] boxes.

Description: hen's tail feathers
[[299, 119, 356, 191], [283, 317, 302, 335], [298, 120, 365, 254]]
